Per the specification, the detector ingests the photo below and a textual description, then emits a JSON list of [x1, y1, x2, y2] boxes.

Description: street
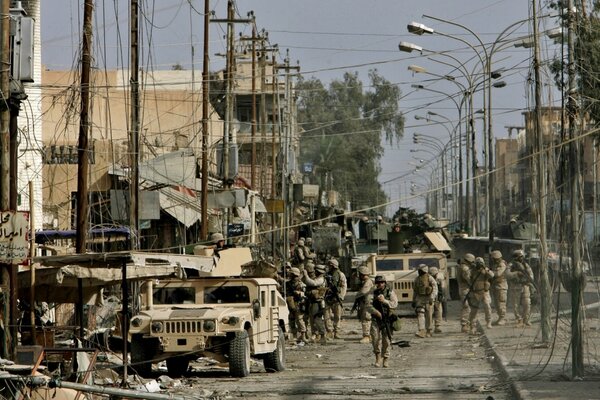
[[155, 299, 511, 399]]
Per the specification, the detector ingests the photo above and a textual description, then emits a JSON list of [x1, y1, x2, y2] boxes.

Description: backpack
[[416, 274, 433, 296]]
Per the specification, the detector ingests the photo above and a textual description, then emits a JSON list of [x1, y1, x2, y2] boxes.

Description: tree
[[296, 70, 404, 210]]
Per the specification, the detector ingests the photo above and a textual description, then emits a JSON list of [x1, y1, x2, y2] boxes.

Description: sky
[[41, 0, 562, 216]]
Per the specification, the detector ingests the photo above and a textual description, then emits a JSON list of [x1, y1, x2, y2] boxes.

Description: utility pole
[[277, 51, 299, 264], [531, 0, 551, 343], [567, 0, 584, 378], [200, 0, 210, 241], [129, 0, 140, 251], [251, 17, 257, 190], [0, 0, 10, 358], [74, 0, 93, 350], [212, 1, 251, 239]]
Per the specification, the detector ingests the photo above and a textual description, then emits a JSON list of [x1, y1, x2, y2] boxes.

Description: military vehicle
[[128, 247, 289, 378]]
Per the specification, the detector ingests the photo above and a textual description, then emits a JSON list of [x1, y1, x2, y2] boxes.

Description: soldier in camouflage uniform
[[490, 250, 508, 326], [466, 257, 494, 334], [324, 258, 347, 339], [355, 266, 373, 343], [428, 266, 445, 334], [368, 275, 398, 368], [302, 264, 328, 345], [293, 238, 308, 269], [459, 253, 475, 333], [412, 264, 437, 338], [285, 267, 307, 343], [507, 249, 534, 327]]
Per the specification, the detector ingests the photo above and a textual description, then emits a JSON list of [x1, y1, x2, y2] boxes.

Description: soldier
[[302, 264, 328, 344], [324, 258, 347, 339], [428, 266, 445, 334], [368, 275, 398, 368], [490, 250, 508, 326], [466, 256, 494, 334], [305, 237, 314, 254], [507, 249, 534, 327], [285, 267, 307, 343], [412, 264, 437, 338], [354, 266, 373, 343], [293, 238, 308, 268], [303, 261, 316, 339], [459, 253, 475, 333], [210, 232, 226, 257]]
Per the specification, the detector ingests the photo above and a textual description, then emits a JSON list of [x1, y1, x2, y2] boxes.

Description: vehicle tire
[[131, 334, 158, 377], [263, 327, 285, 372], [229, 330, 251, 377], [166, 356, 189, 377]]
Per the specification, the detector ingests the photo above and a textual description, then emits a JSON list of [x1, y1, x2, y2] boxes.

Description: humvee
[[128, 248, 289, 378]]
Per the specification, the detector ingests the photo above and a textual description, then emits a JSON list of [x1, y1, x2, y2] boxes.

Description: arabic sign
[[0, 211, 29, 264]]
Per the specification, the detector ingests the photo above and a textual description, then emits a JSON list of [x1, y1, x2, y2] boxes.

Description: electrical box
[[9, 4, 34, 83]]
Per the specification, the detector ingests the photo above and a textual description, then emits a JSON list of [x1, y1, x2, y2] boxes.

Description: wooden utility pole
[[74, 0, 93, 348], [0, 0, 11, 358], [75, 0, 93, 254], [200, 0, 210, 241], [567, 0, 584, 378], [531, 0, 551, 343], [129, 0, 140, 251]]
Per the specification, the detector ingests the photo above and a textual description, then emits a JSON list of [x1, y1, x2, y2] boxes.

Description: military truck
[[128, 247, 289, 378], [365, 251, 449, 304]]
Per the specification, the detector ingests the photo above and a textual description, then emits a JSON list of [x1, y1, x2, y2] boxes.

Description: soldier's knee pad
[[415, 306, 425, 314]]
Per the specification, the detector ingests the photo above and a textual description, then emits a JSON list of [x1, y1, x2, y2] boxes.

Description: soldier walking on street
[[302, 264, 328, 344], [324, 258, 347, 339], [459, 254, 475, 333], [368, 275, 398, 368], [429, 266, 445, 334], [412, 264, 437, 338], [285, 267, 307, 343], [507, 249, 534, 327], [355, 266, 373, 343], [490, 250, 508, 326], [466, 257, 495, 334]]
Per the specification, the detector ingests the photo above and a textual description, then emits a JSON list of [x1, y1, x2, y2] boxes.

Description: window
[[204, 286, 250, 304], [408, 258, 440, 270], [271, 290, 275, 307], [376, 259, 404, 271], [153, 287, 196, 305]]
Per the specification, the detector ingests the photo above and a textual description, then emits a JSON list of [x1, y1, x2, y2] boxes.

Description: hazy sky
[[41, 1, 560, 214]]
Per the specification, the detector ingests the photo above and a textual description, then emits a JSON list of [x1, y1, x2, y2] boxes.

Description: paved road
[[166, 300, 511, 399]]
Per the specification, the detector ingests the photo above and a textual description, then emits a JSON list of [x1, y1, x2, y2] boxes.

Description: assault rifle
[[324, 274, 343, 306], [351, 296, 364, 314], [374, 298, 392, 340]]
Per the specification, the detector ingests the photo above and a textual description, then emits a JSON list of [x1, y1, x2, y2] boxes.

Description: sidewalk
[[480, 315, 600, 400]]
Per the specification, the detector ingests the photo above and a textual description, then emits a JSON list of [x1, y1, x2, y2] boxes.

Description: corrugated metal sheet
[[424, 231, 451, 251]]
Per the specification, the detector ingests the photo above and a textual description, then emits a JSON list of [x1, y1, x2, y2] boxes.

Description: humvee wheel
[[263, 327, 285, 372], [131, 335, 158, 377], [229, 330, 251, 377], [166, 356, 189, 377]]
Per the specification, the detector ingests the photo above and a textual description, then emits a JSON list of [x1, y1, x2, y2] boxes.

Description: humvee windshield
[[153, 287, 196, 305], [204, 286, 250, 304]]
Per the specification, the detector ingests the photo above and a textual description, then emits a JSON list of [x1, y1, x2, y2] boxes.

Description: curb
[[476, 321, 530, 400]]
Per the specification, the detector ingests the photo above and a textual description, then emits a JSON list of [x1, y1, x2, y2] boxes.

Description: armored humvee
[[128, 247, 289, 378]]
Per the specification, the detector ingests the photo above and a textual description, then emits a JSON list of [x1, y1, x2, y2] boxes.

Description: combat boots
[[426, 329, 432, 337], [486, 320, 493, 329], [374, 354, 382, 367], [382, 357, 389, 368], [496, 318, 506, 326], [333, 331, 342, 339], [461, 324, 470, 334], [359, 336, 371, 344], [415, 329, 426, 338], [523, 320, 532, 327], [434, 326, 442, 334], [320, 335, 327, 345]]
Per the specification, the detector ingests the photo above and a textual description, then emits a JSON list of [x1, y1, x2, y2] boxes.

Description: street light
[[407, 21, 434, 35], [398, 42, 423, 53]]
